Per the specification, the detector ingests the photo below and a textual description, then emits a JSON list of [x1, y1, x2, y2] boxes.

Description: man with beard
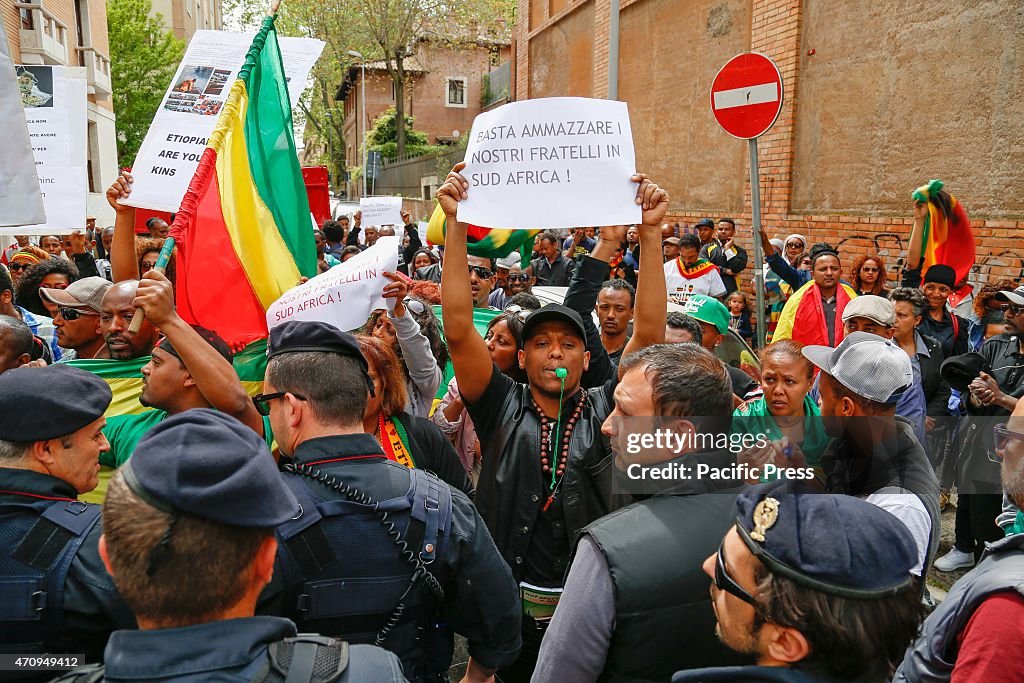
[[773, 243, 857, 347], [804, 332, 940, 579], [895, 397, 1024, 682], [99, 280, 159, 360], [99, 271, 267, 467], [41, 276, 111, 361], [439, 161, 669, 681], [674, 489, 925, 683]]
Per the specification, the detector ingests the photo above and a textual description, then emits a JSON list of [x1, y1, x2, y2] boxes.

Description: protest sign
[[359, 196, 404, 226], [456, 97, 641, 230], [266, 236, 399, 331], [124, 30, 324, 213], [0, 23, 45, 227], [1, 66, 88, 235]]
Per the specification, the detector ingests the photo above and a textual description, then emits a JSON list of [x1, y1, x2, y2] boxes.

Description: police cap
[[0, 365, 111, 441], [122, 408, 299, 528], [267, 320, 373, 395], [735, 486, 917, 598]]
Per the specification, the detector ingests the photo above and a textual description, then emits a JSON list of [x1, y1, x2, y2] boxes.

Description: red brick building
[[340, 37, 511, 197], [513, 0, 1024, 287]]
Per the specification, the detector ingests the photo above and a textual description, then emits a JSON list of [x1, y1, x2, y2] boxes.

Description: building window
[[20, 8, 34, 30], [446, 77, 467, 108]]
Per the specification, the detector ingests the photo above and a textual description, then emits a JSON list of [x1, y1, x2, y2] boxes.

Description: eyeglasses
[[507, 273, 530, 283], [713, 539, 760, 608], [58, 307, 98, 321], [7, 263, 28, 272], [403, 297, 425, 315], [999, 303, 1024, 316], [860, 266, 880, 273], [469, 265, 494, 280], [993, 423, 1024, 453], [785, 242, 803, 249], [141, 261, 159, 272], [252, 391, 308, 416]]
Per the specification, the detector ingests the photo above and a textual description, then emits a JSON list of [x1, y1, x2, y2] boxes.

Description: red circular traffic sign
[[710, 53, 783, 140]]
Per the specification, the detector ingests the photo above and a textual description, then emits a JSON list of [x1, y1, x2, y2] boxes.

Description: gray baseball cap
[[841, 295, 895, 327], [39, 276, 112, 313], [994, 285, 1024, 307], [803, 331, 913, 404]]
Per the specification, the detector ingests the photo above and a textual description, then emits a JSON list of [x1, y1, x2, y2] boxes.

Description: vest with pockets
[[276, 465, 453, 683], [0, 497, 101, 665]]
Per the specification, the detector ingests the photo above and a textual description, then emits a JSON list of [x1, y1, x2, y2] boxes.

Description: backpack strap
[[253, 635, 349, 683], [408, 469, 452, 563]]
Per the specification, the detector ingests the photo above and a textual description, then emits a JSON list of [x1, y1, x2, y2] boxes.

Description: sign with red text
[[266, 236, 398, 331]]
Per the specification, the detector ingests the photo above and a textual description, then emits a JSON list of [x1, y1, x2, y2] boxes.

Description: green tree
[[367, 107, 436, 160], [107, 0, 185, 168]]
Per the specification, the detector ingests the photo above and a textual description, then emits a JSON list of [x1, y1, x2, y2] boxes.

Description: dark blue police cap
[[735, 487, 917, 598], [0, 365, 111, 441], [267, 320, 373, 395], [122, 408, 298, 528]]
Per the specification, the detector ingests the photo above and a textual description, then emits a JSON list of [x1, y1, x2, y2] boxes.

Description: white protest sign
[[3, 66, 88, 235], [267, 236, 399, 331], [0, 21, 45, 226], [457, 97, 641, 230], [125, 30, 325, 213], [359, 197, 404, 226]]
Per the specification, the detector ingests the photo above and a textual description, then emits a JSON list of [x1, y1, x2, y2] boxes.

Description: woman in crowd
[[15, 258, 78, 318], [797, 253, 813, 270], [39, 235, 64, 258], [356, 335, 473, 497], [968, 279, 1016, 350], [135, 238, 177, 287], [411, 247, 437, 274], [734, 340, 829, 480], [366, 272, 446, 418], [7, 246, 51, 286], [851, 254, 889, 296], [432, 304, 533, 481], [782, 233, 806, 267]]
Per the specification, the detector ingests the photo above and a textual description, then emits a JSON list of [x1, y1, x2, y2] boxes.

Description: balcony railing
[[77, 46, 112, 98], [16, 2, 69, 65], [482, 61, 511, 111]]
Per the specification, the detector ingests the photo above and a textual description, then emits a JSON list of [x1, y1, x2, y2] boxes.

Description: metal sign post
[[748, 138, 766, 348]]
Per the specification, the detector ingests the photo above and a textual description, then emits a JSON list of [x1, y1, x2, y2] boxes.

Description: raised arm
[[619, 175, 668, 371], [105, 172, 139, 282], [438, 162, 494, 404], [907, 199, 928, 271], [133, 270, 265, 436]]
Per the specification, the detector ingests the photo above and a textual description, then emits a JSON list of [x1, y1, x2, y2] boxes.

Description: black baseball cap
[[521, 304, 587, 344]]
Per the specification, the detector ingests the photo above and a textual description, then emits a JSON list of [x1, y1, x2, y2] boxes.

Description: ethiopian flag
[[69, 341, 270, 503], [912, 179, 975, 286], [170, 15, 316, 348], [426, 203, 539, 267]]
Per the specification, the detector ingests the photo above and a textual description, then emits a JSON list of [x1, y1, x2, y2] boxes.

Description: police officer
[[673, 487, 926, 683], [55, 409, 406, 682], [255, 321, 522, 683], [0, 365, 134, 679]]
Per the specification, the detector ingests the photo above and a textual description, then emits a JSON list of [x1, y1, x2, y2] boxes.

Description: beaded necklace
[[532, 388, 587, 503]]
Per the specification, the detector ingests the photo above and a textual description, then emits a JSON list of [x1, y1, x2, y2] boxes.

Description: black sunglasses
[[999, 303, 1024, 315], [713, 539, 759, 608], [58, 307, 98, 321], [507, 273, 530, 283], [8, 263, 28, 272], [252, 391, 308, 416], [993, 422, 1024, 453], [469, 265, 494, 279]]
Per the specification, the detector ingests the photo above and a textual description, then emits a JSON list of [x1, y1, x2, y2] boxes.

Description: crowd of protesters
[[0, 164, 1023, 683]]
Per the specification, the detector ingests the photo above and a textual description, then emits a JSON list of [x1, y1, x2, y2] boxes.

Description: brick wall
[[512, 0, 1024, 287]]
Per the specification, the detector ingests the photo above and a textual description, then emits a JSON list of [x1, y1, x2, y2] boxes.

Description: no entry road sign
[[710, 53, 783, 140]]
